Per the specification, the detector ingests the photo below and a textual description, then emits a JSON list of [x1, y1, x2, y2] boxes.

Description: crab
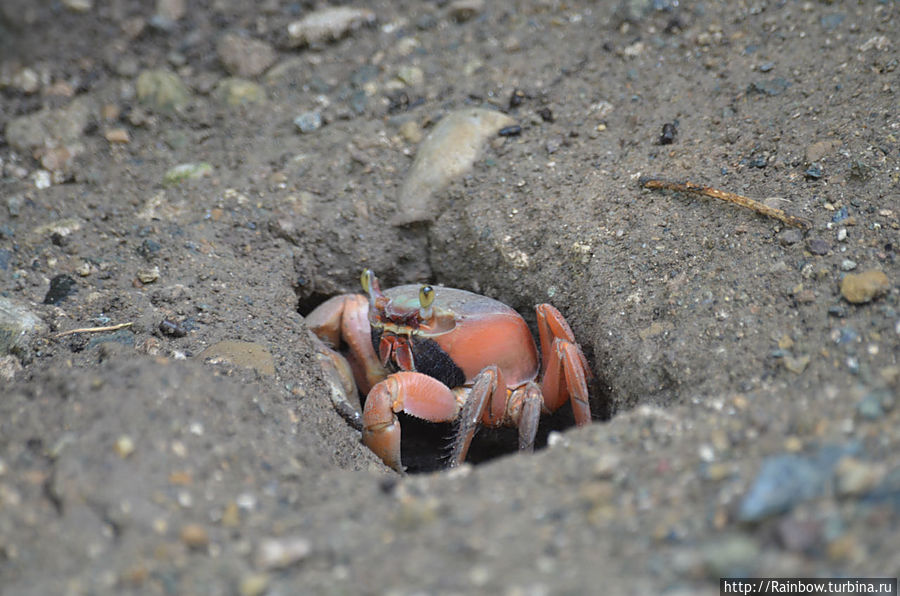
[[306, 270, 593, 471]]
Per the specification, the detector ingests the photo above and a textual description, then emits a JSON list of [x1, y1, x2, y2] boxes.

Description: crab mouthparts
[[377, 332, 415, 371]]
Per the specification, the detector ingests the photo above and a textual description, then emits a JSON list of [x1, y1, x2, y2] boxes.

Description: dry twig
[[639, 177, 812, 230], [54, 322, 133, 338]]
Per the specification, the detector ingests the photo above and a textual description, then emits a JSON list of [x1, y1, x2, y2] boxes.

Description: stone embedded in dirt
[[62, 0, 92, 13], [4, 98, 92, 154], [136, 266, 160, 284], [104, 128, 130, 143], [777, 517, 822, 553], [398, 120, 423, 144], [294, 111, 322, 133], [163, 162, 213, 185], [156, 0, 186, 23], [212, 78, 267, 106], [255, 536, 312, 570], [43, 274, 78, 305], [200, 341, 276, 376], [834, 457, 886, 497], [239, 574, 271, 596], [447, 0, 485, 22], [748, 77, 790, 96], [180, 523, 210, 549], [0, 296, 45, 357], [777, 229, 803, 246], [805, 139, 841, 163], [286, 7, 376, 48], [840, 269, 890, 304], [135, 69, 192, 112], [217, 33, 277, 78], [393, 107, 517, 225], [806, 237, 830, 255], [782, 354, 810, 374], [113, 435, 135, 458], [738, 445, 857, 522]]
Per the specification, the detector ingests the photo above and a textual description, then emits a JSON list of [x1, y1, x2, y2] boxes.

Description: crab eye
[[360, 269, 373, 293], [418, 285, 435, 309]]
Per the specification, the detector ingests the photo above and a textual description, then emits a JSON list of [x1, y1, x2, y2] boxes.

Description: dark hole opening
[[296, 290, 335, 318], [398, 406, 582, 474]]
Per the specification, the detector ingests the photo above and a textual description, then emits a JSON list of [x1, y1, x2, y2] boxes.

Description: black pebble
[[43, 274, 77, 305], [659, 122, 677, 145]]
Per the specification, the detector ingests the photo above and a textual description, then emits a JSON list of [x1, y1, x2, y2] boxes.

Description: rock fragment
[[840, 270, 890, 304], [286, 7, 375, 47], [217, 33, 277, 77], [393, 108, 516, 225], [136, 69, 191, 112]]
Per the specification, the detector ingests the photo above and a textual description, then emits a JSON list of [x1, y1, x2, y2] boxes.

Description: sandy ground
[[1, 1, 898, 594]]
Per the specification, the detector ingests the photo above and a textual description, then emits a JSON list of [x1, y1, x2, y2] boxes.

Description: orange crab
[[306, 270, 592, 471]]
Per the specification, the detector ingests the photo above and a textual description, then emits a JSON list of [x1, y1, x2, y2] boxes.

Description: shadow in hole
[[296, 291, 335, 318], [398, 405, 586, 474]]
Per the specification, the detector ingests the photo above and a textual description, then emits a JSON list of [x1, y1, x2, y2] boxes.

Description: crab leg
[[363, 372, 462, 471], [509, 382, 544, 452], [449, 365, 508, 467], [312, 337, 363, 430], [306, 294, 387, 394], [536, 304, 592, 426]]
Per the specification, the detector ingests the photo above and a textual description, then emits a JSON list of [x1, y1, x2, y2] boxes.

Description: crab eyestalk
[[361, 269, 389, 319], [418, 285, 435, 321]]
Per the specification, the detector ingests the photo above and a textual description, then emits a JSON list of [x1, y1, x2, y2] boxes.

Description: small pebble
[[164, 162, 213, 185], [827, 305, 847, 318], [840, 259, 857, 271], [255, 536, 311, 570], [137, 266, 160, 284], [738, 445, 856, 521], [777, 229, 803, 246], [32, 170, 52, 189], [783, 354, 810, 374], [294, 111, 322, 133], [804, 164, 823, 179], [213, 78, 266, 107], [748, 77, 790, 96], [217, 33, 276, 78], [806, 238, 830, 255], [286, 7, 375, 47], [856, 392, 885, 421], [834, 457, 885, 497], [777, 517, 821, 553], [658, 122, 677, 145], [448, 0, 485, 21], [239, 574, 271, 596], [396, 65, 424, 88], [114, 435, 135, 458], [840, 270, 890, 304], [43, 274, 78, 305], [180, 523, 210, 549], [837, 228, 847, 242], [135, 69, 192, 112], [104, 128, 131, 143], [398, 120, 423, 144]]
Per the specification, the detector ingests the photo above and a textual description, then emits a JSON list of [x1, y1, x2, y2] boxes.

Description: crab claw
[[362, 372, 461, 471]]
